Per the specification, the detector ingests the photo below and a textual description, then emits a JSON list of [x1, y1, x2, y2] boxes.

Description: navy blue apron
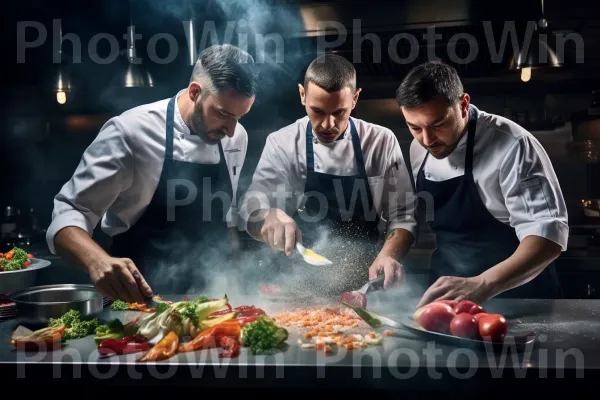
[[289, 118, 382, 295], [110, 96, 233, 294], [416, 106, 563, 299]]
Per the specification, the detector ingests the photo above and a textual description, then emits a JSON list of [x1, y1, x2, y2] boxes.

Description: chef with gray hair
[[47, 44, 259, 301]]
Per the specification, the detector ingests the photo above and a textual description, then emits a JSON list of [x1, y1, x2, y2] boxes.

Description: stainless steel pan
[[9, 283, 104, 325]]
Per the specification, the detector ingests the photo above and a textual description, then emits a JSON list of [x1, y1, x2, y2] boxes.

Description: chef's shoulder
[[98, 98, 171, 150], [262, 117, 306, 157], [476, 109, 544, 159], [352, 117, 399, 148]]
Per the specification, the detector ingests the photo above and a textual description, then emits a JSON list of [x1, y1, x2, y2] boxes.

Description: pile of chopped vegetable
[[240, 315, 288, 355], [0, 247, 33, 272], [48, 309, 99, 340], [110, 299, 129, 310]]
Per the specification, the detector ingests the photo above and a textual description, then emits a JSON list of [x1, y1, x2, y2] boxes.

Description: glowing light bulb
[[521, 67, 531, 82], [56, 90, 67, 104]]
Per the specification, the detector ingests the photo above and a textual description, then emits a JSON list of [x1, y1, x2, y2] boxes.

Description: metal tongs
[[356, 274, 385, 295]]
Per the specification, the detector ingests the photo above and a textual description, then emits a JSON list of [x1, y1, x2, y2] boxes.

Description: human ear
[[352, 88, 361, 109], [298, 84, 306, 106], [189, 82, 202, 102]]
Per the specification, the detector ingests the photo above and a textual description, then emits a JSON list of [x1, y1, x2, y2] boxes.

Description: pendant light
[[508, 0, 563, 82], [120, 0, 154, 87], [54, 20, 72, 104], [182, 1, 197, 66]]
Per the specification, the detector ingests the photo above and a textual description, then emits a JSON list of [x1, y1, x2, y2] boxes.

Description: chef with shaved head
[[240, 54, 418, 295]]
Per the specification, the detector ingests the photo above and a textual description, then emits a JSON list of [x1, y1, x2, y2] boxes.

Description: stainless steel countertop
[[1, 290, 600, 390]]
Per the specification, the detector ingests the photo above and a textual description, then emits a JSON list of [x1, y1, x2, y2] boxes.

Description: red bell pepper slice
[[10, 324, 66, 351], [218, 336, 240, 358], [137, 331, 179, 362]]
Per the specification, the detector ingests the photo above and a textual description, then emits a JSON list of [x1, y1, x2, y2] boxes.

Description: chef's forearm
[[479, 235, 562, 298], [378, 228, 413, 260], [54, 226, 109, 272]]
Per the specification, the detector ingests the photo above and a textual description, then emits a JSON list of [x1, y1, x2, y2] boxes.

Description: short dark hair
[[396, 61, 464, 108], [191, 44, 258, 97], [304, 54, 356, 92]]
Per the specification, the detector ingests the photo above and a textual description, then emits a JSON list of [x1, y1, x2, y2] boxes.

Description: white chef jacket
[[46, 90, 248, 254], [239, 115, 418, 240], [410, 104, 569, 251]]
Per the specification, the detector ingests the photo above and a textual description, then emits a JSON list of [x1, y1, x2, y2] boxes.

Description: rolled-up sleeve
[[238, 135, 295, 237], [380, 134, 418, 243], [499, 135, 569, 250], [46, 117, 134, 253]]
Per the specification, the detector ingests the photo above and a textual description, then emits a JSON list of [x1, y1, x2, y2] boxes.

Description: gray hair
[[190, 44, 258, 97]]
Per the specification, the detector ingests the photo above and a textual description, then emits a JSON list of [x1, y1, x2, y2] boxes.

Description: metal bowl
[[9, 283, 104, 325], [0, 258, 51, 295]]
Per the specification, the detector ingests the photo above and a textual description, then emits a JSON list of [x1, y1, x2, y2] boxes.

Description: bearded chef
[[239, 54, 418, 294], [46, 44, 258, 302], [395, 61, 567, 308]]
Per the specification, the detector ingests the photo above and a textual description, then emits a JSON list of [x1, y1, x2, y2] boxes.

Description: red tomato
[[473, 312, 490, 325], [27, 253, 34, 258], [435, 300, 458, 308], [469, 304, 485, 315], [453, 300, 477, 314], [413, 303, 456, 334], [479, 314, 508, 342], [454, 300, 486, 315], [450, 313, 479, 339]]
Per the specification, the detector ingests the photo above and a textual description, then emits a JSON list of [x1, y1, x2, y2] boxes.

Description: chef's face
[[299, 82, 360, 143], [189, 83, 255, 144], [402, 94, 470, 159]]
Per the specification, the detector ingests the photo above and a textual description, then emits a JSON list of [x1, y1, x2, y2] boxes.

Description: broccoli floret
[[194, 295, 209, 304], [110, 300, 129, 310], [63, 318, 98, 340], [3, 260, 23, 271], [12, 248, 28, 263], [96, 318, 124, 336], [240, 316, 288, 355], [49, 309, 81, 327], [48, 310, 98, 340]]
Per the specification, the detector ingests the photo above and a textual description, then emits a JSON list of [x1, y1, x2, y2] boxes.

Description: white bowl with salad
[[0, 247, 51, 295]]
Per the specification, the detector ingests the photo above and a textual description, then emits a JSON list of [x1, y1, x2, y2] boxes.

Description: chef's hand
[[87, 256, 153, 303], [260, 208, 302, 256], [416, 275, 491, 309], [368, 255, 404, 289]]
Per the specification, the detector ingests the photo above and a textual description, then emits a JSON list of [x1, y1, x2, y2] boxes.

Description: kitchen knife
[[342, 301, 405, 330]]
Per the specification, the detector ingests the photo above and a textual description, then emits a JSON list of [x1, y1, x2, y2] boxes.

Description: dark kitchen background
[[2, 0, 600, 297]]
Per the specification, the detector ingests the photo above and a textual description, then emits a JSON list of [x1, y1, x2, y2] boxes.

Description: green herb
[[48, 309, 99, 340], [240, 316, 288, 355], [110, 300, 129, 310], [155, 302, 169, 315]]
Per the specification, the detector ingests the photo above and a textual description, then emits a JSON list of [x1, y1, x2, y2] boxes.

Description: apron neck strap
[[166, 96, 176, 160], [465, 105, 478, 174], [305, 118, 366, 176]]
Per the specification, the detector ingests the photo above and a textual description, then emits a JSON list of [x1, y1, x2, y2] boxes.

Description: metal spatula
[[296, 242, 333, 266]]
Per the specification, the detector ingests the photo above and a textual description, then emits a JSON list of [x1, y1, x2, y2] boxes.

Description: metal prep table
[[1, 291, 599, 395]]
